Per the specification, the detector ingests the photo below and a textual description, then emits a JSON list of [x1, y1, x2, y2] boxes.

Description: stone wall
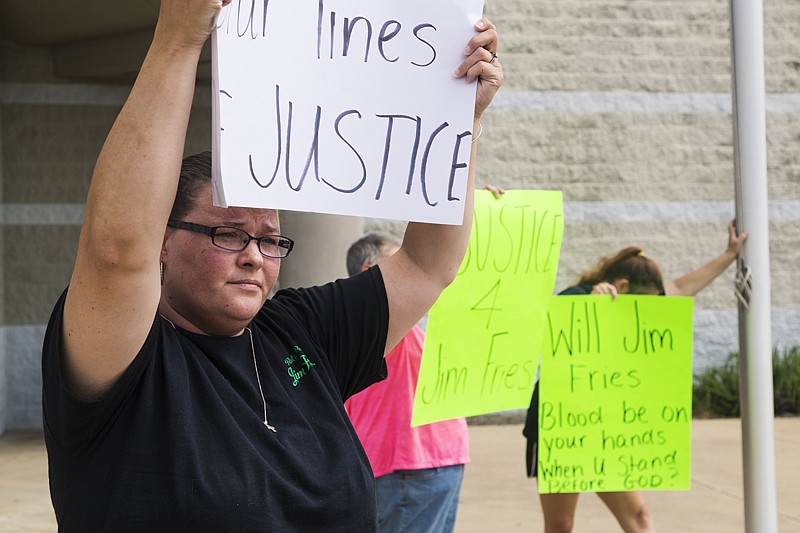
[[1, 0, 799, 431], [0, 42, 216, 432], [369, 0, 800, 370]]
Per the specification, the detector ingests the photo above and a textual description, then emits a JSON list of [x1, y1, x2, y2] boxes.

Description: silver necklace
[[161, 315, 277, 433], [245, 327, 277, 432]]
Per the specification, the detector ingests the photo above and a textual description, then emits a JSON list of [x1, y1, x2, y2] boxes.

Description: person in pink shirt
[[345, 232, 470, 533]]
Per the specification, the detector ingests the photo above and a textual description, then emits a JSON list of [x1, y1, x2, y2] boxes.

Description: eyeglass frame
[[166, 220, 294, 258]]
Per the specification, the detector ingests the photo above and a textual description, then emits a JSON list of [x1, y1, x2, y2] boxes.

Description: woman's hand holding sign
[[155, 0, 232, 49], [455, 18, 503, 120], [381, 17, 504, 355]]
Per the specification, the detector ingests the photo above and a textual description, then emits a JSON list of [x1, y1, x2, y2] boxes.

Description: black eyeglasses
[[167, 220, 294, 258]]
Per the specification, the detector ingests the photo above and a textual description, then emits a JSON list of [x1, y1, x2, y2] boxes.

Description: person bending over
[[523, 221, 746, 533]]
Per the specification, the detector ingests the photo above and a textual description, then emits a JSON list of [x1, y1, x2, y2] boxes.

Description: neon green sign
[[411, 190, 563, 426], [538, 295, 694, 493]]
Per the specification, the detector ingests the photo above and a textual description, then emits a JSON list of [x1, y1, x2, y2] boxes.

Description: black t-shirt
[[42, 267, 389, 532], [555, 282, 593, 296]]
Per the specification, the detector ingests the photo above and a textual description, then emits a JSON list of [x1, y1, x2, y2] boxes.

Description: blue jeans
[[375, 464, 465, 533]]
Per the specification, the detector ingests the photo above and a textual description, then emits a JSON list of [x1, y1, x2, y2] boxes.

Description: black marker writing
[[374, 114, 420, 200], [316, 0, 438, 67], [217, 0, 274, 39], [411, 23, 437, 67], [321, 110, 368, 193], [244, 85, 468, 204]]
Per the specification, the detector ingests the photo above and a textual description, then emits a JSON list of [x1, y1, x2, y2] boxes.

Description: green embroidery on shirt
[[284, 345, 316, 387]]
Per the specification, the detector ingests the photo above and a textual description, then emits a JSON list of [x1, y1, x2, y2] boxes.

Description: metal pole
[[728, 1, 778, 531]]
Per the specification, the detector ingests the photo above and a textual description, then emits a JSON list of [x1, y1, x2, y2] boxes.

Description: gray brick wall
[[0, 41, 219, 431], [371, 0, 800, 369], [5, 326, 45, 429], [491, 0, 799, 93], [0, 330, 6, 435], [1, 0, 799, 431], [1, 54, 6, 433]]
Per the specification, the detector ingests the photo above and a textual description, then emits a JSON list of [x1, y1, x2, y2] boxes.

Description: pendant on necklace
[[246, 326, 278, 434]]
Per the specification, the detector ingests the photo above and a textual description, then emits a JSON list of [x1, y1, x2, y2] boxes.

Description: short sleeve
[[262, 266, 389, 400], [41, 288, 161, 453]]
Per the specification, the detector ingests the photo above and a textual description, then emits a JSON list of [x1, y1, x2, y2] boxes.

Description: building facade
[[1, 0, 798, 432]]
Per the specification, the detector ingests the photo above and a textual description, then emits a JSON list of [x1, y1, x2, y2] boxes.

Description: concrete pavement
[[457, 418, 800, 532], [0, 430, 54, 532], [1, 418, 798, 532]]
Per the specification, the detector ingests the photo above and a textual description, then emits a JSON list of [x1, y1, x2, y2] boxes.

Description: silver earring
[[160, 261, 165, 285]]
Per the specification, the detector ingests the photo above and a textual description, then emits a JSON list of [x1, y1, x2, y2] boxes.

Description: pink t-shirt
[[345, 325, 470, 478]]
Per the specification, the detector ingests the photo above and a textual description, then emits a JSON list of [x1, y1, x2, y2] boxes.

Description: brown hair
[[169, 151, 213, 221], [578, 246, 665, 294]]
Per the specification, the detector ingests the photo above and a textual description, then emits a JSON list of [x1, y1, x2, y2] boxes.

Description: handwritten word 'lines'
[[219, 0, 440, 68]]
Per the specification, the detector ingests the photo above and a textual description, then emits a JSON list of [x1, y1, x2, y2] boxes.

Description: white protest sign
[[211, 0, 484, 224]]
